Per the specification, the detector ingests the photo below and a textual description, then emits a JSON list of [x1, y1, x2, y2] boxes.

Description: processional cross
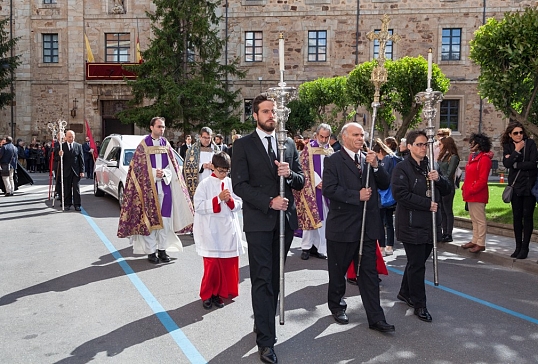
[[366, 14, 401, 103]]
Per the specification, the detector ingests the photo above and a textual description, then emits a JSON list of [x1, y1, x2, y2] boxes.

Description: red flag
[[85, 119, 98, 160]]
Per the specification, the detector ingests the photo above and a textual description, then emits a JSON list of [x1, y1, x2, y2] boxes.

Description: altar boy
[[193, 152, 245, 309]]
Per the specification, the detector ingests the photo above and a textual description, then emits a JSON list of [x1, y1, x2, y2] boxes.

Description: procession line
[[80, 207, 207, 364], [387, 266, 538, 325]]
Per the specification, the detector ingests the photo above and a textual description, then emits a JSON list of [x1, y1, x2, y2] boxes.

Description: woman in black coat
[[501, 122, 537, 259], [392, 130, 451, 323]]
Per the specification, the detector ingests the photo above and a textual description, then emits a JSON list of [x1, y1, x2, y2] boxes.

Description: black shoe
[[259, 347, 278, 364], [157, 250, 171, 262], [346, 277, 358, 285], [147, 253, 159, 264], [64, 206, 71, 211], [212, 295, 224, 308], [516, 249, 529, 259], [369, 320, 395, 333], [4, 193, 10, 197], [332, 310, 349, 325], [414, 307, 432, 322], [314, 252, 327, 259], [441, 234, 453, 243], [202, 299, 212, 310], [74, 206, 81, 211], [397, 293, 414, 308], [300, 250, 310, 260], [510, 248, 521, 258]]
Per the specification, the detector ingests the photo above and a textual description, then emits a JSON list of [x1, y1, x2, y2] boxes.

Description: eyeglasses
[[413, 143, 428, 148], [215, 168, 229, 174], [511, 131, 524, 136]]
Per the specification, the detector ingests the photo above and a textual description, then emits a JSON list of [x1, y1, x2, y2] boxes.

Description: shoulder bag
[[502, 170, 521, 203]]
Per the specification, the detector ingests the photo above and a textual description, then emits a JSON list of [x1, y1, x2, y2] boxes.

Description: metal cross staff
[[47, 122, 58, 203], [415, 48, 443, 286], [266, 33, 297, 325], [55, 119, 67, 211], [358, 15, 400, 273]]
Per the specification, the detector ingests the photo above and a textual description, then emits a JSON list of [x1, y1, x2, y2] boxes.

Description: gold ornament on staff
[[358, 14, 400, 274], [265, 33, 297, 325], [49, 119, 68, 211], [415, 48, 443, 286]]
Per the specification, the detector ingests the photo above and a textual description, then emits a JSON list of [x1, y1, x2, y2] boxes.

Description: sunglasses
[[215, 168, 229, 174], [511, 131, 524, 136]]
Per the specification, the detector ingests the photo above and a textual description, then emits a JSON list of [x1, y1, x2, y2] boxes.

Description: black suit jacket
[[55, 142, 85, 177], [232, 131, 304, 232], [322, 149, 389, 243]]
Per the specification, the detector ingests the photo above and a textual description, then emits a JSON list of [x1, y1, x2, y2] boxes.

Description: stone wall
[[2, 0, 535, 149]]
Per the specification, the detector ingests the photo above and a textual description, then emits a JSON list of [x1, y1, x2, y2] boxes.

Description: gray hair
[[316, 123, 332, 135], [200, 126, 213, 136]]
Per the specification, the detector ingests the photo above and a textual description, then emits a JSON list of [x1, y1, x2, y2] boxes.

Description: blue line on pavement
[[80, 208, 207, 364], [387, 266, 538, 325]]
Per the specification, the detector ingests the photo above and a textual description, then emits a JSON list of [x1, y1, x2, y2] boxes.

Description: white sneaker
[[385, 246, 393, 255], [380, 247, 387, 257]]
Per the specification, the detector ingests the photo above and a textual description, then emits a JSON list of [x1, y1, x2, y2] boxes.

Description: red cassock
[[346, 241, 388, 279]]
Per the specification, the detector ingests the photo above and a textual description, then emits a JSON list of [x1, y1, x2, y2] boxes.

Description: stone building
[[0, 0, 534, 165]]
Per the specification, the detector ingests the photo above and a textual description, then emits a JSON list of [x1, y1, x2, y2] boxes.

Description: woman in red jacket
[[461, 133, 493, 253]]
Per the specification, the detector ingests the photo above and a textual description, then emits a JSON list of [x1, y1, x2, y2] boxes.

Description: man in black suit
[[55, 130, 85, 211], [322, 122, 395, 333], [82, 136, 95, 179], [232, 94, 304, 364]]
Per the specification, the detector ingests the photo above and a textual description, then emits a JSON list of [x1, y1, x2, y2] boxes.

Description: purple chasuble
[[145, 135, 172, 218], [310, 139, 327, 221]]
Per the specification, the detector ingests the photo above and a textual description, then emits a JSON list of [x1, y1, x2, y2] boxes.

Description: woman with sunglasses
[[461, 133, 493, 253], [501, 122, 537, 259]]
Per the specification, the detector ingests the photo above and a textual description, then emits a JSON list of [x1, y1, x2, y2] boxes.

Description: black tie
[[266, 136, 277, 163], [68, 143, 72, 151], [355, 153, 362, 176]]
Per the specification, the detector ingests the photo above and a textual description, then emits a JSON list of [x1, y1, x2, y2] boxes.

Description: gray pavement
[[2, 173, 538, 364], [436, 225, 538, 275]]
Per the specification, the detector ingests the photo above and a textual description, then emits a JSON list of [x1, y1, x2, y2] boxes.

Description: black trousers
[[511, 194, 536, 245], [327, 238, 385, 325], [63, 172, 81, 207], [441, 187, 455, 236], [245, 223, 294, 349], [399, 243, 433, 309], [84, 157, 94, 178]]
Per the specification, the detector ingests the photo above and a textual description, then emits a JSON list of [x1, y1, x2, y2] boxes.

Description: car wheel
[[118, 184, 124, 208], [94, 176, 105, 197]]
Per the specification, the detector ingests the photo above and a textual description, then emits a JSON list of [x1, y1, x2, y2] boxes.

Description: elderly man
[[55, 130, 84, 211], [117, 117, 194, 263], [322, 122, 395, 332], [294, 123, 333, 260], [184, 127, 220, 200]]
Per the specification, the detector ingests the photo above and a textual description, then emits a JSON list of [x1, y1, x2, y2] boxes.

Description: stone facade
[[0, 0, 535, 163]]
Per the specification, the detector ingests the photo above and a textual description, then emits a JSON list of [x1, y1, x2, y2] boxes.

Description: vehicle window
[[99, 138, 111, 158], [124, 149, 135, 166], [106, 147, 121, 162]]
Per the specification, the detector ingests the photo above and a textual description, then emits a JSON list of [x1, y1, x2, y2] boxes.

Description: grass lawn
[[453, 183, 538, 225]]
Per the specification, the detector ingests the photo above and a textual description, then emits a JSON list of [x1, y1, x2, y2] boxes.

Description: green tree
[[470, 7, 538, 136], [119, 0, 246, 134], [286, 99, 316, 136], [0, 18, 21, 111], [347, 56, 450, 140], [298, 76, 351, 131]]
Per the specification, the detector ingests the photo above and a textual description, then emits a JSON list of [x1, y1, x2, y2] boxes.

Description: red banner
[[85, 119, 98, 160]]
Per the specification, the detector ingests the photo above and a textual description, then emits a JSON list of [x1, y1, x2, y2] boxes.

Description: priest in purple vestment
[[293, 123, 334, 260], [117, 117, 194, 264]]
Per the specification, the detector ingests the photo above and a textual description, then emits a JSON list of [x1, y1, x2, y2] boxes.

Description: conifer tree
[[120, 0, 246, 134], [0, 18, 21, 110]]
